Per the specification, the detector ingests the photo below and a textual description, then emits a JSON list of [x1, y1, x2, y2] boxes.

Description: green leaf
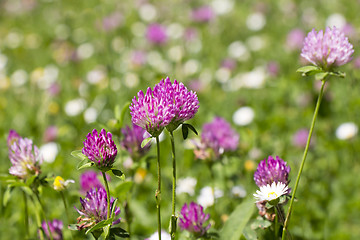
[[118, 102, 131, 128], [205, 232, 220, 239], [242, 225, 257, 240], [110, 198, 118, 219], [71, 150, 88, 161], [3, 186, 13, 207], [114, 104, 121, 121], [68, 224, 78, 231], [315, 72, 329, 81], [296, 65, 322, 75], [329, 71, 346, 78], [183, 123, 198, 135], [0, 174, 17, 182], [182, 124, 189, 139], [220, 197, 255, 240], [111, 169, 125, 180], [250, 218, 272, 229], [103, 224, 111, 239], [77, 160, 94, 170], [85, 218, 113, 235], [141, 137, 152, 148], [110, 227, 130, 238], [114, 181, 133, 197]]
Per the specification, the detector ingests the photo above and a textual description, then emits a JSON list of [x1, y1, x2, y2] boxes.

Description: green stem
[[32, 195, 44, 240], [22, 190, 30, 238], [282, 79, 326, 240], [169, 131, 177, 239], [102, 171, 111, 220], [275, 206, 279, 240], [155, 136, 162, 240], [60, 191, 74, 240], [35, 192, 54, 240]]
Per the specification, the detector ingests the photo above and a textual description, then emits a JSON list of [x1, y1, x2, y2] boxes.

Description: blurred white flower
[[123, 72, 139, 88], [176, 177, 197, 196], [246, 36, 265, 51], [167, 23, 184, 39], [0, 54, 8, 71], [233, 106, 255, 126], [336, 122, 358, 140], [233, 67, 266, 89], [326, 13, 346, 29], [228, 41, 250, 61], [87, 67, 107, 85], [146, 230, 171, 240], [77, 43, 94, 59], [64, 98, 87, 116], [246, 13, 266, 31], [168, 46, 183, 62], [6, 32, 23, 49], [84, 107, 98, 124], [39, 142, 59, 163], [139, 4, 157, 22], [11, 69, 28, 87], [211, 0, 234, 15], [197, 186, 223, 209], [231, 185, 247, 198], [215, 68, 231, 83], [184, 59, 200, 76]]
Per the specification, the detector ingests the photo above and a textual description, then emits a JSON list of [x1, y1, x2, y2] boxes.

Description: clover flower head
[[41, 219, 63, 240], [82, 129, 117, 170], [179, 202, 211, 237], [254, 156, 290, 189], [80, 170, 105, 194], [197, 117, 239, 160], [75, 187, 120, 230], [146, 23, 167, 45], [121, 123, 151, 160], [8, 130, 42, 179], [301, 26, 354, 69]]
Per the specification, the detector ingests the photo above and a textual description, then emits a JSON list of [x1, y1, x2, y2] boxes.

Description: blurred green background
[[0, 0, 359, 239]]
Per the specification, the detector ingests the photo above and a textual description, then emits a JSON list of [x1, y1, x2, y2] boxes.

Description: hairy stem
[[22, 190, 29, 238], [35, 192, 54, 240], [102, 171, 111, 220], [282, 80, 326, 239], [156, 136, 162, 240], [169, 131, 177, 239]]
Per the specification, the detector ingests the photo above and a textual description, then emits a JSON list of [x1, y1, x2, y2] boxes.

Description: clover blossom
[[194, 117, 239, 160], [82, 129, 117, 170], [41, 219, 63, 240], [80, 170, 105, 193], [146, 23, 168, 45], [301, 27, 354, 70], [179, 202, 210, 237], [254, 156, 291, 190], [75, 187, 120, 230], [121, 123, 151, 160], [7, 130, 42, 179]]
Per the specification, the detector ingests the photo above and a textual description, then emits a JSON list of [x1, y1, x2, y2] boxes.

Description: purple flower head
[[43, 126, 58, 143], [191, 6, 215, 23], [164, 77, 199, 131], [82, 129, 117, 171], [146, 24, 168, 45], [130, 84, 175, 137], [41, 219, 63, 240], [286, 28, 305, 51], [198, 117, 239, 160], [75, 187, 121, 230], [254, 156, 290, 189], [8, 131, 42, 179], [292, 128, 314, 148], [179, 202, 210, 237], [301, 27, 354, 70], [130, 77, 199, 135], [121, 123, 151, 160], [80, 170, 105, 194], [7, 129, 20, 147]]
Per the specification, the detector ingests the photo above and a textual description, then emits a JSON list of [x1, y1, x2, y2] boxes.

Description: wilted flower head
[[179, 202, 211, 237], [82, 129, 117, 171], [8, 130, 42, 179], [146, 23, 167, 45], [254, 156, 290, 189], [301, 27, 354, 70], [121, 123, 151, 160], [79, 170, 105, 193], [41, 219, 63, 240], [75, 187, 120, 230], [130, 77, 199, 136], [53, 176, 74, 191], [196, 117, 239, 160]]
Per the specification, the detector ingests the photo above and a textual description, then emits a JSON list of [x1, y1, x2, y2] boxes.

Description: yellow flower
[[53, 176, 74, 191]]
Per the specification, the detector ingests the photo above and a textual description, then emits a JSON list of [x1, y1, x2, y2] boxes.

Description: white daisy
[[253, 182, 288, 202]]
